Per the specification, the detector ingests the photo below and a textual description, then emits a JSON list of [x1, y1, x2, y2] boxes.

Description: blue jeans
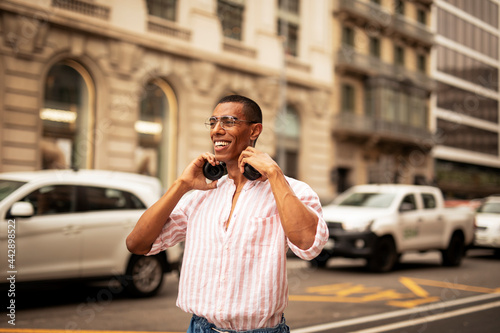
[[186, 315, 290, 333]]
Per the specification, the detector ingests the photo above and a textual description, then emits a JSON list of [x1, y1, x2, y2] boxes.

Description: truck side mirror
[[9, 202, 35, 218]]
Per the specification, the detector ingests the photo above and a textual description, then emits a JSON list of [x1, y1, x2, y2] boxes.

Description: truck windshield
[[338, 192, 396, 208], [0, 180, 26, 202]]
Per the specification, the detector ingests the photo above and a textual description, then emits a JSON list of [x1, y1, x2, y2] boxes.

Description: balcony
[[335, 46, 435, 91], [391, 14, 434, 47], [332, 112, 434, 148], [334, 0, 434, 47]]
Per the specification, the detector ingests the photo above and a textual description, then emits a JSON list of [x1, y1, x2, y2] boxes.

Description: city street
[[1, 249, 500, 333]]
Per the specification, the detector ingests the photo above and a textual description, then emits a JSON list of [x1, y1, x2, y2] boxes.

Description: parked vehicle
[[315, 184, 476, 272], [474, 195, 500, 255], [0, 169, 181, 297]]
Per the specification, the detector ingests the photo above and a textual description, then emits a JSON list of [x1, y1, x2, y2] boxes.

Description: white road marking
[[291, 292, 500, 333]]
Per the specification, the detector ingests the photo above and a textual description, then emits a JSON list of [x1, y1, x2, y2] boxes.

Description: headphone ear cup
[[243, 164, 261, 181], [203, 161, 226, 181]]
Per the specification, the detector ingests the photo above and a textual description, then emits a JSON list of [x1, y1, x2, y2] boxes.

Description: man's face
[[210, 102, 259, 163]]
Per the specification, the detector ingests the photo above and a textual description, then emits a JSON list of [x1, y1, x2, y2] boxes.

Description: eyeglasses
[[205, 116, 258, 130]]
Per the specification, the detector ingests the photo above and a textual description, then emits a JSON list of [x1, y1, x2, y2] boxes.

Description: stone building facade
[[0, 0, 333, 200], [3, 0, 496, 201]]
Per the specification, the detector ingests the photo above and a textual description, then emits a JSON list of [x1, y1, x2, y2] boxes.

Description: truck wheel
[[441, 232, 465, 267], [367, 237, 397, 273], [309, 252, 330, 268], [124, 255, 164, 297]]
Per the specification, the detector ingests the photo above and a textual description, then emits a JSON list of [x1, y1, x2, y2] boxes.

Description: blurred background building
[[0, 0, 499, 202], [433, 0, 500, 199]]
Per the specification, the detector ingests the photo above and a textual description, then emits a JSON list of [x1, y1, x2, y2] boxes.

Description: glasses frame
[[205, 115, 259, 130]]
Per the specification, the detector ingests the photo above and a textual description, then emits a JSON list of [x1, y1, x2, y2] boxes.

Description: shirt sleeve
[[286, 181, 329, 261], [146, 191, 195, 256]]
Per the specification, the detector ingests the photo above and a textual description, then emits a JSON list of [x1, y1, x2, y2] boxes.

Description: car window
[[477, 202, 500, 214], [22, 185, 76, 215], [81, 186, 146, 211], [0, 180, 26, 202], [421, 193, 437, 209], [399, 194, 417, 211]]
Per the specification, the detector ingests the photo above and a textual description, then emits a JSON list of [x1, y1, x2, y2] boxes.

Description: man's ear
[[249, 123, 263, 145]]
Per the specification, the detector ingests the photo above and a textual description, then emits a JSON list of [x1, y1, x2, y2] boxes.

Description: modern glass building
[[433, 0, 500, 198]]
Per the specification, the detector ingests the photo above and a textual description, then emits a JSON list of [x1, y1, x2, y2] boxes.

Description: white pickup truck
[[314, 184, 475, 272]]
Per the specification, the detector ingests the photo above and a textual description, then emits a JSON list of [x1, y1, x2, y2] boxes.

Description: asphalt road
[[1, 249, 499, 333]]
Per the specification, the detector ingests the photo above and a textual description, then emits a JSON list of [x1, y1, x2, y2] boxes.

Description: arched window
[[135, 79, 177, 186], [274, 105, 300, 178], [41, 60, 94, 170]]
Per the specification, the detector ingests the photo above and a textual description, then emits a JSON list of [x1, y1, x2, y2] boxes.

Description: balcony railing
[[336, 46, 435, 91], [392, 14, 434, 47], [335, 0, 434, 47], [332, 112, 434, 145]]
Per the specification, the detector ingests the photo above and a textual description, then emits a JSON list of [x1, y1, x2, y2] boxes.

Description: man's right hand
[[179, 152, 219, 191]]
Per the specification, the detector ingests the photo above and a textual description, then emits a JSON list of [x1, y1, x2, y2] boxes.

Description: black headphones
[[203, 161, 261, 181]]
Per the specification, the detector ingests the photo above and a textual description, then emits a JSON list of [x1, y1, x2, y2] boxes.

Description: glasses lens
[[221, 116, 236, 128], [205, 117, 217, 129]]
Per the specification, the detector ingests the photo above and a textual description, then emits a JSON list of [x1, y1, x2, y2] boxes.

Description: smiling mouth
[[214, 141, 230, 149]]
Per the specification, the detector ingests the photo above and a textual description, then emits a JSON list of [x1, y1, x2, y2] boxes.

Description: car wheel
[[125, 255, 164, 297], [441, 232, 465, 267], [367, 237, 397, 273]]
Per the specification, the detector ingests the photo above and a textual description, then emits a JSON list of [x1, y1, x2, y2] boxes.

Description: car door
[[78, 185, 145, 277], [418, 192, 445, 248], [11, 185, 82, 281], [398, 193, 422, 251]]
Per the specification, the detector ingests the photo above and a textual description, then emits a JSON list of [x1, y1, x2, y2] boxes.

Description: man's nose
[[212, 120, 225, 132]]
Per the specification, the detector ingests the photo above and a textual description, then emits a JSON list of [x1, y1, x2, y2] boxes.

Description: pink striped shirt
[[147, 175, 329, 330]]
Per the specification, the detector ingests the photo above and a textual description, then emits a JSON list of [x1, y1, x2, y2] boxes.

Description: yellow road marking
[[399, 277, 429, 298], [290, 277, 500, 309], [404, 277, 500, 294]]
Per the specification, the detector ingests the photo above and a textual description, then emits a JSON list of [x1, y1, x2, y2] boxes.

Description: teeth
[[215, 141, 229, 147]]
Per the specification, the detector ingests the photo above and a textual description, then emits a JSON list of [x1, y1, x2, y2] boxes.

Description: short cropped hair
[[216, 95, 263, 124]]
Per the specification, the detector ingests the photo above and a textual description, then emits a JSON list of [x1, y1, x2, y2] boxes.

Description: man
[[126, 95, 329, 333]]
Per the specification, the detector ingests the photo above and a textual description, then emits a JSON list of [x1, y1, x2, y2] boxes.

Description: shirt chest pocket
[[240, 214, 283, 257]]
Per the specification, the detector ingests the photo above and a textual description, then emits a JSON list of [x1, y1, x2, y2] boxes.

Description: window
[[135, 79, 177, 186], [437, 119, 499, 156], [342, 26, 354, 47], [369, 37, 380, 58], [417, 54, 426, 73], [41, 60, 94, 170], [22, 185, 76, 216], [341, 84, 355, 113], [421, 193, 437, 209], [277, 0, 300, 56], [417, 9, 426, 25], [436, 82, 499, 123], [400, 194, 417, 212], [81, 187, 146, 211], [146, 0, 177, 21], [218, 0, 244, 40], [395, 0, 405, 15], [0, 180, 26, 202], [136, 79, 178, 186], [394, 45, 404, 66], [275, 105, 300, 178]]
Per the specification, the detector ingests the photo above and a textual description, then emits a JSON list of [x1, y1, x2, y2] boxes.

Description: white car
[[0, 169, 180, 297], [474, 196, 500, 255]]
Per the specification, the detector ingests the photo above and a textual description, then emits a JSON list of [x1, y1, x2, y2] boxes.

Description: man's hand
[[238, 147, 279, 181], [179, 152, 220, 191]]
